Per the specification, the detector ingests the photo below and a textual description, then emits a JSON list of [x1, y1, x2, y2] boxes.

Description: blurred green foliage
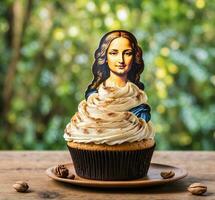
[[0, 0, 214, 150]]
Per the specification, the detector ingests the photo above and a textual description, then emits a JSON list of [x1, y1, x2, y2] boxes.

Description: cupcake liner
[[67, 144, 155, 181]]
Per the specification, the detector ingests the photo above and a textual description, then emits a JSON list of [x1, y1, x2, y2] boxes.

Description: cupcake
[[64, 30, 155, 180]]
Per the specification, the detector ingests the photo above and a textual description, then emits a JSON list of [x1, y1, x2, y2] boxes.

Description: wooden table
[[0, 151, 214, 200]]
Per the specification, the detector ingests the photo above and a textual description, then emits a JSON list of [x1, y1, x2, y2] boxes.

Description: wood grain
[[0, 151, 214, 200]]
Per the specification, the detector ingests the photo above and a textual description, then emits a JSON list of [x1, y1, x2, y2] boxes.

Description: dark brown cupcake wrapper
[[67, 144, 155, 181]]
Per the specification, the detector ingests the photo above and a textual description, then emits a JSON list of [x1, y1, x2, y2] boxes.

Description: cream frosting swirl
[[64, 81, 154, 145]]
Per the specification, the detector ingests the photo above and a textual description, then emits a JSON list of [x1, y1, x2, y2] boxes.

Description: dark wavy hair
[[85, 30, 145, 98]]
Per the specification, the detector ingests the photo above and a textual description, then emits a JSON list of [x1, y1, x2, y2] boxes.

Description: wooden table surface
[[0, 151, 214, 200]]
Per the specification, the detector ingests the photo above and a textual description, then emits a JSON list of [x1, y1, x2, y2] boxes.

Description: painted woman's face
[[107, 37, 133, 77]]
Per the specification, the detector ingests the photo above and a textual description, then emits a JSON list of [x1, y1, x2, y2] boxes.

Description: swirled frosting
[[64, 81, 154, 145]]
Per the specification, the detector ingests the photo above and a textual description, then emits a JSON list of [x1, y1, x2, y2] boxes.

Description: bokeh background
[[0, 0, 214, 150]]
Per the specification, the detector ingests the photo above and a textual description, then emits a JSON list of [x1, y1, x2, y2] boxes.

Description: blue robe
[[85, 89, 151, 122]]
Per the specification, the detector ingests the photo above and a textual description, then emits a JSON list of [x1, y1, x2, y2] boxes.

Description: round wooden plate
[[46, 163, 187, 188]]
